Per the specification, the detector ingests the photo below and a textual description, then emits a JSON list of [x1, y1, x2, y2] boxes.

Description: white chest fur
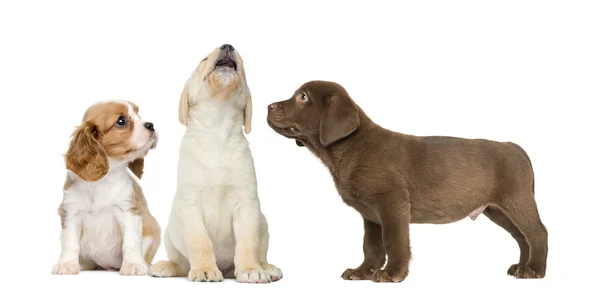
[[62, 168, 135, 269]]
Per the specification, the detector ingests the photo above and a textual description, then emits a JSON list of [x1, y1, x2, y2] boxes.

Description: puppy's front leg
[[52, 213, 82, 275], [119, 212, 147, 276], [341, 219, 386, 280], [175, 199, 223, 282], [232, 198, 269, 283], [371, 192, 411, 283]]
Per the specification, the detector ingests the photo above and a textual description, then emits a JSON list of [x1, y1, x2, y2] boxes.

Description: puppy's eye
[[298, 92, 308, 102], [116, 116, 127, 127]]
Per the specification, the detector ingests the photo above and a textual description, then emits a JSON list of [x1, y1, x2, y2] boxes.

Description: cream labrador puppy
[[149, 44, 282, 283]]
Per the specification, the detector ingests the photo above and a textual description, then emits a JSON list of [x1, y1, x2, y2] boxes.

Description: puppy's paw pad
[[149, 261, 177, 278], [372, 268, 408, 283], [119, 263, 148, 276], [513, 266, 544, 279], [188, 267, 224, 282], [52, 262, 81, 275], [236, 268, 271, 283], [342, 267, 375, 280], [262, 264, 283, 282]]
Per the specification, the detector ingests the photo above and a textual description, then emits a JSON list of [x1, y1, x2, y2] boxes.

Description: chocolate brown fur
[[267, 80, 548, 282]]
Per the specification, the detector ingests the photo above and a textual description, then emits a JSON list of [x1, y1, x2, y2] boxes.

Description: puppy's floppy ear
[[128, 158, 144, 179], [243, 91, 252, 134], [178, 84, 189, 126], [65, 121, 108, 181], [319, 95, 359, 146]]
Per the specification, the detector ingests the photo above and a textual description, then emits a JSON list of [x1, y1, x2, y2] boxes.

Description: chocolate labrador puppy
[[266, 80, 548, 282]]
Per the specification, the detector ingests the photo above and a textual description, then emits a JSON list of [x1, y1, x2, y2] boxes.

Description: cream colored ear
[[178, 84, 189, 126], [243, 93, 252, 134]]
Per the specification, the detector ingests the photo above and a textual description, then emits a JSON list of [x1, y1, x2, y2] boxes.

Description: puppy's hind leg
[[142, 213, 162, 266], [257, 214, 283, 282], [149, 235, 190, 278], [497, 194, 548, 279], [483, 206, 529, 276]]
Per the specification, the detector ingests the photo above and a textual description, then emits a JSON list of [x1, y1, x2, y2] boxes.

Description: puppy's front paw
[[52, 262, 81, 275], [188, 267, 224, 282], [342, 267, 375, 280], [513, 266, 545, 279], [262, 264, 283, 282], [149, 261, 178, 278], [119, 263, 148, 276], [236, 268, 271, 283], [371, 267, 408, 283]]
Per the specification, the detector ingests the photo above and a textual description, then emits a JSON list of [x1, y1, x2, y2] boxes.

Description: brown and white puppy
[[52, 100, 161, 276], [267, 80, 548, 282]]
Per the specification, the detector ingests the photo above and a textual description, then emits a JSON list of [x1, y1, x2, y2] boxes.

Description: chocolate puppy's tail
[[509, 142, 535, 195]]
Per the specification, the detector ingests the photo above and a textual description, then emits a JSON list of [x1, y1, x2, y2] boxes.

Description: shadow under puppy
[[267, 80, 548, 282], [52, 100, 160, 276], [149, 44, 282, 283]]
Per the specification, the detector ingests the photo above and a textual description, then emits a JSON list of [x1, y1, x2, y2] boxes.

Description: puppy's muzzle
[[267, 102, 285, 121], [268, 102, 281, 113], [215, 44, 237, 70]]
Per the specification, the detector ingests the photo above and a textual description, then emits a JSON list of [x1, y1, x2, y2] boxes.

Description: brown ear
[[128, 158, 144, 179], [319, 95, 359, 146], [243, 92, 252, 134], [65, 121, 108, 181], [178, 84, 189, 126]]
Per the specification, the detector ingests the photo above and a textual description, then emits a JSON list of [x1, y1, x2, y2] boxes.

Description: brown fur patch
[[65, 102, 139, 181], [128, 158, 144, 179], [58, 203, 67, 228], [65, 121, 109, 181], [131, 177, 161, 264]]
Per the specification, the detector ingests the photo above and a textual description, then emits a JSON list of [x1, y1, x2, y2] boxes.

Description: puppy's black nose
[[220, 44, 234, 52], [144, 122, 155, 132], [268, 103, 280, 112]]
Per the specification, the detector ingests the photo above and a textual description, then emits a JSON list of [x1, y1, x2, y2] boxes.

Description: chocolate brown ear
[[128, 158, 144, 179], [65, 121, 108, 181], [319, 95, 359, 146]]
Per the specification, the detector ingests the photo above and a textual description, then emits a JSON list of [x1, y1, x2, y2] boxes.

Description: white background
[[1, 0, 598, 292]]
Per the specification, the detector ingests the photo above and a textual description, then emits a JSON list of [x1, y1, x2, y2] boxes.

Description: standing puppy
[[52, 100, 160, 276], [149, 44, 282, 283], [267, 81, 548, 282]]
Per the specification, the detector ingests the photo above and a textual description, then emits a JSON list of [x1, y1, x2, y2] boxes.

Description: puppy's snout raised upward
[[220, 44, 234, 52], [268, 103, 280, 112], [144, 122, 155, 132]]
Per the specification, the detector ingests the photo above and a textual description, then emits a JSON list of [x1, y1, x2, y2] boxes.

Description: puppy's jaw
[[266, 119, 301, 139], [192, 47, 246, 101]]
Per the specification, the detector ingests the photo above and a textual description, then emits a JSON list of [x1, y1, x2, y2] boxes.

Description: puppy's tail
[[509, 142, 535, 195]]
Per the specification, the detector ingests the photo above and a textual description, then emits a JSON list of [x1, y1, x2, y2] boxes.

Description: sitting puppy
[[267, 80, 548, 282], [149, 44, 282, 283], [52, 100, 161, 276]]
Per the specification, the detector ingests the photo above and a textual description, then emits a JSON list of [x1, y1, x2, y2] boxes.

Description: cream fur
[[149, 46, 282, 283]]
